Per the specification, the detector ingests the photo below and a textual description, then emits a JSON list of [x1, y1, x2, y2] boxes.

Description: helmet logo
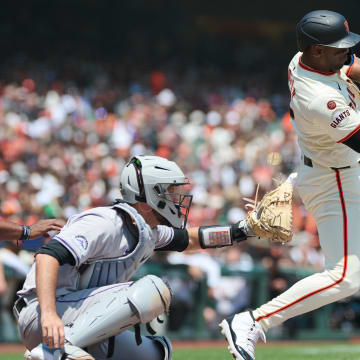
[[344, 21, 350, 34]]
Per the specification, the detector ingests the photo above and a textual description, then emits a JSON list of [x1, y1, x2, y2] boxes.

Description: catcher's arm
[[186, 223, 248, 251], [178, 173, 296, 251], [36, 254, 65, 349]]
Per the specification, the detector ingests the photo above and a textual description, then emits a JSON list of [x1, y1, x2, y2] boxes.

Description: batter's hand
[[30, 219, 65, 239], [41, 312, 65, 349]]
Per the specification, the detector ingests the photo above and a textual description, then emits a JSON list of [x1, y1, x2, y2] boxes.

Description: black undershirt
[[36, 227, 189, 266], [343, 130, 360, 153], [36, 238, 75, 266], [154, 228, 189, 252]]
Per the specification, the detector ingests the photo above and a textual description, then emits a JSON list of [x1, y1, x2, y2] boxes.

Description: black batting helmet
[[296, 10, 360, 52]]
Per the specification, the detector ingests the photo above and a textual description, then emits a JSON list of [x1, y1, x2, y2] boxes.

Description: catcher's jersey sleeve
[[53, 207, 134, 267], [152, 225, 175, 248]]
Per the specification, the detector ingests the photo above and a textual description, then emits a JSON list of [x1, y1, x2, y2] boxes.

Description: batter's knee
[[334, 256, 360, 297], [340, 276, 360, 296]]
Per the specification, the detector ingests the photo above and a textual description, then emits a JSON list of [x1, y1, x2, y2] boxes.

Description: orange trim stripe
[[256, 170, 348, 322], [298, 56, 336, 76], [347, 87, 355, 98], [337, 124, 360, 143], [346, 55, 356, 77]]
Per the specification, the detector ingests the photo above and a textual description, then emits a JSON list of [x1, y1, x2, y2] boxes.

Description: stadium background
[[1, 0, 360, 350]]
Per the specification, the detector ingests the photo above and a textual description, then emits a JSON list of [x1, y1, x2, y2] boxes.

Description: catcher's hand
[[246, 176, 294, 243]]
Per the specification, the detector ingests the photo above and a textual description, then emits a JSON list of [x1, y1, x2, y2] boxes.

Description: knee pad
[[66, 275, 171, 348], [128, 275, 171, 323]]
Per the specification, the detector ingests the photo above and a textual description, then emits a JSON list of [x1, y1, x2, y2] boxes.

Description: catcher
[[13, 155, 294, 360]]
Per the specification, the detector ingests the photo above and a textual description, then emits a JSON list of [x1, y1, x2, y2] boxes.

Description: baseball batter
[[220, 10, 360, 360], [15, 155, 261, 360]]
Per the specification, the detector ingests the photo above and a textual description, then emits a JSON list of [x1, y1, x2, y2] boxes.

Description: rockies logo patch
[[75, 235, 88, 250], [327, 101, 337, 110]]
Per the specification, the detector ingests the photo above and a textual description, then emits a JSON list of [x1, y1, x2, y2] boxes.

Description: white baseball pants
[[253, 162, 360, 331]]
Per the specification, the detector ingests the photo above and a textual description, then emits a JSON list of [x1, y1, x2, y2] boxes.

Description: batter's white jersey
[[288, 52, 360, 168]]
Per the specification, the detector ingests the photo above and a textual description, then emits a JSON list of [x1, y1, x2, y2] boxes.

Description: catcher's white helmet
[[120, 155, 193, 228]]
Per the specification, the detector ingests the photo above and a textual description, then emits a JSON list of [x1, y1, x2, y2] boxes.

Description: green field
[[2, 343, 360, 360], [173, 344, 360, 360]]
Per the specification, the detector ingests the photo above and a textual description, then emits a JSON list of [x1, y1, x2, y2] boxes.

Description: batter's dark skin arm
[[349, 56, 360, 82], [0, 221, 23, 240], [36, 254, 65, 349], [0, 219, 64, 242]]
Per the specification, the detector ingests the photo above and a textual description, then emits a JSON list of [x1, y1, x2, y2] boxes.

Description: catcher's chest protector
[[78, 203, 156, 289]]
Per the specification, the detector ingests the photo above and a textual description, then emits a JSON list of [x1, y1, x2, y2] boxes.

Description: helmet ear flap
[[119, 158, 146, 203], [296, 22, 306, 52], [296, 21, 318, 52]]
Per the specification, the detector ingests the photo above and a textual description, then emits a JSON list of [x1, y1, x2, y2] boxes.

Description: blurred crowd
[[0, 59, 333, 339]]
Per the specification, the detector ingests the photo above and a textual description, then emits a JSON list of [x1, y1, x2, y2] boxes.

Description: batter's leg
[[253, 168, 360, 330], [221, 167, 360, 360]]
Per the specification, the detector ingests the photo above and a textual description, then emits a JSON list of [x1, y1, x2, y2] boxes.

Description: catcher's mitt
[[246, 179, 293, 243]]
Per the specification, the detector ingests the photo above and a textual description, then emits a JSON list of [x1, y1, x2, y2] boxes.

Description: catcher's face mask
[[153, 182, 193, 228]]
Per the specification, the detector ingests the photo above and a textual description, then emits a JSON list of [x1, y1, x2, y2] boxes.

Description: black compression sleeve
[[342, 129, 360, 153], [36, 238, 76, 266], [155, 229, 189, 252]]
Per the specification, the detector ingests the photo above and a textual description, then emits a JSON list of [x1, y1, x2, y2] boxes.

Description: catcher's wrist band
[[19, 225, 31, 241], [198, 223, 247, 249]]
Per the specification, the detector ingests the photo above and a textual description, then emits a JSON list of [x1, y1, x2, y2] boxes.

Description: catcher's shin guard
[[65, 275, 171, 348]]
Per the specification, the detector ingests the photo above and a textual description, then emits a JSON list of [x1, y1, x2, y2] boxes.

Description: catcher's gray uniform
[[15, 202, 174, 359]]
